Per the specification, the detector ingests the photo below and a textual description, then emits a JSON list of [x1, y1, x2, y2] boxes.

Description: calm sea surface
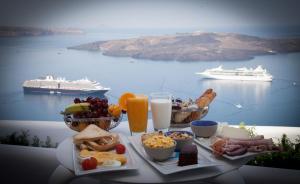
[[0, 29, 300, 126]]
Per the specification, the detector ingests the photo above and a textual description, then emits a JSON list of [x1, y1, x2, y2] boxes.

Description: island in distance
[[0, 26, 84, 37], [69, 32, 300, 61]]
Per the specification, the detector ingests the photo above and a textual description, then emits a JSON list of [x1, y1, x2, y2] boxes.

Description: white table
[[53, 120, 252, 184]]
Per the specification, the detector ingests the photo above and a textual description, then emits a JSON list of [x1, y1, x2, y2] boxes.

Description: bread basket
[[170, 106, 209, 128]]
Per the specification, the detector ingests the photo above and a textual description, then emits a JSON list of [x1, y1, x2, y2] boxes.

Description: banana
[[64, 103, 90, 114]]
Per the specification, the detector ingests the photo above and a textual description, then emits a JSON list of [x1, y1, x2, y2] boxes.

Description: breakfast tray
[[128, 135, 220, 175]]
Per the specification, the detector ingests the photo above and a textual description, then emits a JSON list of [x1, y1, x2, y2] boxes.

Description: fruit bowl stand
[[63, 113, 123, 132]]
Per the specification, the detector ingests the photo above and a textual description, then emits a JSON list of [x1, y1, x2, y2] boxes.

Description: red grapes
[[73, 97, 109, 118]]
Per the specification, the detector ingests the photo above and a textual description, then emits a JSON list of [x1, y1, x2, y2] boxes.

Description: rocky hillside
[[69, 32, 300, 61]]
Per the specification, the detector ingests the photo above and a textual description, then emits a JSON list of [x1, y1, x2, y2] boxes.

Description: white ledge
[[1, 120, 299, 144]]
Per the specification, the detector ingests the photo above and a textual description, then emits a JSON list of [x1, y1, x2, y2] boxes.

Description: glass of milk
[[150, 92, 172, 132]]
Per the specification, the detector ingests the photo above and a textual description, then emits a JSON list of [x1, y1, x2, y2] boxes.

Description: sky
[[0, 0, 300, 30]]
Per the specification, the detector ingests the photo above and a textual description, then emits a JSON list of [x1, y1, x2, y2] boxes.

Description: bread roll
[[197, 96, 210, 108], [196, 89, 217, 108]]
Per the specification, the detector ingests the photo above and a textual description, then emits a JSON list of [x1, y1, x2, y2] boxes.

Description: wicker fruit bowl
[[63, 113, 122, 132], [62, 96, 123, 132]]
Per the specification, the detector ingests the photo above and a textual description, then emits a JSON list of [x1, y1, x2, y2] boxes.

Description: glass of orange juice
[[127, 94, 148, 136]]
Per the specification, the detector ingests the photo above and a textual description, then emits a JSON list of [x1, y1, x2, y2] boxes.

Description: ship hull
[[23, 86, 109, 95], [196, 73, 272, 82]]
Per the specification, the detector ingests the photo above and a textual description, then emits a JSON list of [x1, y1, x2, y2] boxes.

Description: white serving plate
[[128, 135, 220, 175], [73, 134, 138, 176], [194, 137, 264, 160]]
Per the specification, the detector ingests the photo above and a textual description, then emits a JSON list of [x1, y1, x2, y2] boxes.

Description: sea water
[[0, 29, 300, 126]]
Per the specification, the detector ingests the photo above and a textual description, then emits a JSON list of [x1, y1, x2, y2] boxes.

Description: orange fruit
[[108, 104, 122, 117], [108, 104, 115, 114], [112, 105, 122, 117], [118, 92, 136, 111]]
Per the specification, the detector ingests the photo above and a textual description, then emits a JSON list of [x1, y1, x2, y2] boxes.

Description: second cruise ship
[[196, 65, 273, 82]]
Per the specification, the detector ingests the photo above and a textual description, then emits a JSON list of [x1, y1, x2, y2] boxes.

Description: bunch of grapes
[[73, 96, 109, 118]]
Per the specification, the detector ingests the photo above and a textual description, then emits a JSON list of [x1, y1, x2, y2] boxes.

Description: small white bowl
[[191, 120, 218, 138], [143, 142, 176, 161], [165, 131, 193, 151]]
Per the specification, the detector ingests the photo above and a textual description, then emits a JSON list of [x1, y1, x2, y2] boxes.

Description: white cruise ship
[[23, 75, 110, 95], [196, 66, 273, 82]]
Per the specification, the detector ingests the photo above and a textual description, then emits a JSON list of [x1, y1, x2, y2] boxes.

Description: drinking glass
[[150, 92, 172, 132], [127, 94, 148, 136]]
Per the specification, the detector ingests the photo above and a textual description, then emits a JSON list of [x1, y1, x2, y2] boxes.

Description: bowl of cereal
[[165, 131, 193, 151], [142, 134, 176, 161]]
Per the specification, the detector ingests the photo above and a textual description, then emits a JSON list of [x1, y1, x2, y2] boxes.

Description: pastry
[[196, 88, 216, 108]]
